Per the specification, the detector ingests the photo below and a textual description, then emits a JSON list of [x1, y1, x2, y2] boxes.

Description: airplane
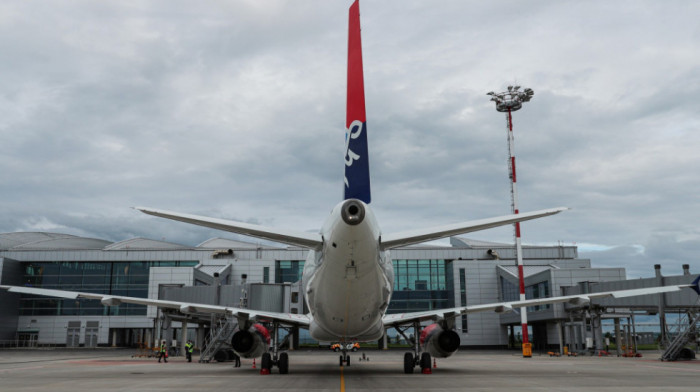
[[2, 0, 700, 375]]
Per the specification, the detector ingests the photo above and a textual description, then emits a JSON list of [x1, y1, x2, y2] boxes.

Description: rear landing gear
[[261, 321, 290, 375], [398, 322, 432, 374], [402, 351, 432, 374]]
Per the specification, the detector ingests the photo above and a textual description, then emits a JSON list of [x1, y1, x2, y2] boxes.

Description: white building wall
[[17, 315, 152, 345], [147, 267, 194, 318], [453, 259, 509, 346]]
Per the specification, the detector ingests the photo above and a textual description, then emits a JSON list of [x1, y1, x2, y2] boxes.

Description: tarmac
[[1, 348, 699, 392]]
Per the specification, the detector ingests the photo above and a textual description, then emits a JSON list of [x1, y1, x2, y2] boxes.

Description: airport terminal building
[[0, 232, 696, 351]]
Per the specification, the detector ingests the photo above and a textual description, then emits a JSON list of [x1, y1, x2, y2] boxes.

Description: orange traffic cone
[[260, 368, 270, 375], [433, 358, 437, 368], [252, 358, 256, 369], [422, 366, 432, 374]]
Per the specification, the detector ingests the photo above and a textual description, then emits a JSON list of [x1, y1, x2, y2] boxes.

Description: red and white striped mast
[[488, 86, 534, 358]]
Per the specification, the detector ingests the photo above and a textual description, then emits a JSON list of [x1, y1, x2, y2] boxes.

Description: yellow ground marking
[[340, 365, 346, 392]]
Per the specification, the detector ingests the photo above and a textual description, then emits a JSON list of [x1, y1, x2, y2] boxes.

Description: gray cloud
[[1, 1, 699, 278]]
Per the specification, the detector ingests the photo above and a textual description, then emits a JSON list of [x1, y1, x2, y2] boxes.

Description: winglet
[[344, 0, 371, 204], [691, 276, 700, 295]]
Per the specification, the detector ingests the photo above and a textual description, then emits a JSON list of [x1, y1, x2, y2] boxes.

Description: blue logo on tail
[[344, 120, 371, 204]]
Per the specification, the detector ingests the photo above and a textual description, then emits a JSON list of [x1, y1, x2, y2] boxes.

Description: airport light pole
[[487, 86, 534, 358]]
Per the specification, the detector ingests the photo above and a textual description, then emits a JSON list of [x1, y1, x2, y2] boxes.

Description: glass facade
[[275, 260, 305, 284], [387, 259, 454, 313], [500, 276, 519, 302], [525, 281, 550, 311], [273, 259, 455, 313], [19, 261, 198, 316], [500, 276, 551, 312], [459, 268, 468, 333]]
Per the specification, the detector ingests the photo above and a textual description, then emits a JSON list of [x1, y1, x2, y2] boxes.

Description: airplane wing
[[382, 277, 700, 327], [0, 285, 311, 327], [135, 207, 323, 250], [380, 207, 568, 250]]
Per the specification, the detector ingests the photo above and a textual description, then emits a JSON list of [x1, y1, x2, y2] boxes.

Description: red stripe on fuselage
[[347, 0, 366, 127]]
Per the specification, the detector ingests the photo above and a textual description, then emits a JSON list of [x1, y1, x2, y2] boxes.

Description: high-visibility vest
[[185, 343, 193, 353]]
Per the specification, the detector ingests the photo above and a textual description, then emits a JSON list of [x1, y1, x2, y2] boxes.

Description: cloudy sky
[[1, 1, 699, 278]]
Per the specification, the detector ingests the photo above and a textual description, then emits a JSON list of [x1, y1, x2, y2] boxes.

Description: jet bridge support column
[[557, 321, 564, 355], [614, 318, 622, 356], [162, 313, 173, 355], [197, 323, 205, 349], [181, 320, 189, 357], [592, 311, 604, 351], [655, 265, 667, 346]]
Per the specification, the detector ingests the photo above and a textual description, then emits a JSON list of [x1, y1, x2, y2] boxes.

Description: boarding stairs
[[660, 311, 700, 361], [199, 317, 238, 363]]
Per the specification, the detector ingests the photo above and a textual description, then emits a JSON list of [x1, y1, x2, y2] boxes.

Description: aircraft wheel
[[339, 355, 344, 366], [214, 350, 228, 362], [346, 355, 350, 366], [403, 352, 414, 374], [420, 352, 431, 371], [278, 352, 289, 374], [261, 353, 272, 371]]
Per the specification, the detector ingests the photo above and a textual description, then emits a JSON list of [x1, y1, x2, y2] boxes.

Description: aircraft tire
[[403, 352, 414, 374], [278, 352, 289, 374], [420, 352, 431, 371], [261, 353, 272, 371], [214, 350, 228, 362]]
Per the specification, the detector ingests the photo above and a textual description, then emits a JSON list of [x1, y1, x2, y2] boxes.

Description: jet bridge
[[561, 267, 700, 356]]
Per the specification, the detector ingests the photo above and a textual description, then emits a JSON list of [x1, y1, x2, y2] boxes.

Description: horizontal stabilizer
[[380, 207, 568, 250], [134, 207, 323, 250]]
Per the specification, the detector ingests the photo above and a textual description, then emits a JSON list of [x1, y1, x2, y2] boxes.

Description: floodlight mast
[[487, 86, 535, 358]]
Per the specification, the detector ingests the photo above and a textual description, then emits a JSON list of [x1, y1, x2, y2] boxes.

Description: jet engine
[[420, 323, 460, 358], [231, 323, 270, 358]]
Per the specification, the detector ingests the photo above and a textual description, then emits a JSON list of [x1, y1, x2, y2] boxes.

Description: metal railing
[[199, 317, 237, 363], [661, 312, 700, 361]]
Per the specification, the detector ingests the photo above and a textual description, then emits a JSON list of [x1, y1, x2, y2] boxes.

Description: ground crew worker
[[185, 340, 194, 362], [158, 340, 168, 363]]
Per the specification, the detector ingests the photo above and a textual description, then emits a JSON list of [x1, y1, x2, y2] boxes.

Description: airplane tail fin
[[691, 275, 700, 295], [344, 0, 371, 204]]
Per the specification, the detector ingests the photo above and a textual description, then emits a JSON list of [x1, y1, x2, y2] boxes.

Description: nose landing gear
[[339, 349, 351, 366]]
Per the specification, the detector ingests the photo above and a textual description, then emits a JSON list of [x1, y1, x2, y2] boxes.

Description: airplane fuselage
[[303, 199, 393, 342]]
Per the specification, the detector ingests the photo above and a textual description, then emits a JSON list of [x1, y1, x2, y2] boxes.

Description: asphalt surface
[[0, 348, 698, 391]]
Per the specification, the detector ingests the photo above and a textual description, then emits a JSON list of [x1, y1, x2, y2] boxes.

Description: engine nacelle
[[420, 323, 460, 358], [231, 323, 270, 358]]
